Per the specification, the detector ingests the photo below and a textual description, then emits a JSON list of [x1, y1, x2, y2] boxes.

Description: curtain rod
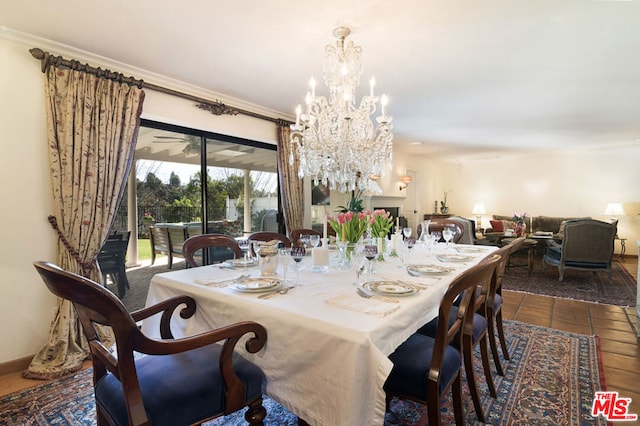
[[29, 47, 290, 125]]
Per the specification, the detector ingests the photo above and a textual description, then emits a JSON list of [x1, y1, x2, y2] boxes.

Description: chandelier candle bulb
[[310, 77, 316, 98], [370, 76, 375, 97]]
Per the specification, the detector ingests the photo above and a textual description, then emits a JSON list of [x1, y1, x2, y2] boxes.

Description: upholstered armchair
[[542, 219, 616, 282]]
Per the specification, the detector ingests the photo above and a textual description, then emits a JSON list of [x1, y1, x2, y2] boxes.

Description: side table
[[617, 237, 627, 261], [502, 237, 538, 276]]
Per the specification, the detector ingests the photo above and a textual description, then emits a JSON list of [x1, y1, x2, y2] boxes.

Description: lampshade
[[472, 203, 486, 215], [400, 175, 412, 184], [604, 202, 626, 216]]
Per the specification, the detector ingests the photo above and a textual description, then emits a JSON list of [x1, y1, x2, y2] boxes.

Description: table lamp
[[604, 202, 626, 221], [472, 203, 486, 228]]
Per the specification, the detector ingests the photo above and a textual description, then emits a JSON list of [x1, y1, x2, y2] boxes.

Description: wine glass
[[309, 234, 320, 248], [442, 227, 453, 247], [402, 227, 412, 239], [363, 244, 378, 275], [290, 246, 306, 286], [405, 237, 416, 263], [300, 234, 311, 248]]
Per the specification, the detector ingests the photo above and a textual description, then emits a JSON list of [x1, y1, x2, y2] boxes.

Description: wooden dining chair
[[384, 254, 501, 425], [247, 231, 292, 256], [290, 228, 322, 247], [416, 253, 502, 422], [182, 234, 243, 267], [481, 237, 525, 376], [420, 220, 464, 243], [33, 261, 268, 426]]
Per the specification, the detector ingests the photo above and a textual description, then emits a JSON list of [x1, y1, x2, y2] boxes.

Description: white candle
[[381, 94, 388, 116], [323, 216, 328, 239], [295, 104, 301, 127], [370, 76, 375, 97], [312, 247, 329, 266]]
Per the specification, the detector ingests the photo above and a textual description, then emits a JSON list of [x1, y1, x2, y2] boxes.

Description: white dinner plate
[[407, 264, 453, 276], [454, 246, 485, 254], [226, 258, 258, 268], [436, 254, 474, 263], [362, 280, 417, 296], [229, 278, 280, 293]]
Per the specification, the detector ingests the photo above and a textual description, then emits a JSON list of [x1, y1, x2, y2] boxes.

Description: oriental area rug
[[502, 255, 636, 307], [0, 321, 607, 425]]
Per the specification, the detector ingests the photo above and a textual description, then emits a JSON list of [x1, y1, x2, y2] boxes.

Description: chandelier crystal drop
[[290, 27, 393, 194]]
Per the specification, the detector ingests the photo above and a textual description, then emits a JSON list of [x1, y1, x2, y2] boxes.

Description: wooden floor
[[1, 259, 638, 419]]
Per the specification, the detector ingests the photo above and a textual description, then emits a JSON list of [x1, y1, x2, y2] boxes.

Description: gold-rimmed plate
[[229, 278, 280, 293], [362, 280, 417, 296], [436, 254, 474, 263], [407, 264, 453, 276], [227, 258, 258, 268], [454, 246, 486, 254]]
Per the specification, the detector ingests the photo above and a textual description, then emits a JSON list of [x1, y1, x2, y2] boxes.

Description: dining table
[[142, 241, 497, 425]]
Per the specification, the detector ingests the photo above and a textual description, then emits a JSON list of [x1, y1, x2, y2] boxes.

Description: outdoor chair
[[416, 253, 502, 422], [33, 261, 268, 426], [542, 219, 616, 282], [183, 234, 243, 267], [97, 233, 130, 298], [149, 226, 171, 267], [384, 254, 501, 425]]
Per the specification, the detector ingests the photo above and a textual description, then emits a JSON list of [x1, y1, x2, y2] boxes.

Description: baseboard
[[0, 355, 33, 376]]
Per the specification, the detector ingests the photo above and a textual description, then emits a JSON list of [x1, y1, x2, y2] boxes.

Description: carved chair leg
[[486, 310, 505, 376], [496, 310, 510, 361], [245, 398, 267, 425], [480, 336, 497, 398], [464, 335, 485, 422]]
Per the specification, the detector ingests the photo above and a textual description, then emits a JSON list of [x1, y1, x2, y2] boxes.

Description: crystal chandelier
[[290, 27, 393, 193]]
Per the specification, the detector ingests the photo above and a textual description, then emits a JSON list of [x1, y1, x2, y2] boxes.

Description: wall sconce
[[399, 175, 412, 191], [472, 203, 486, 227]]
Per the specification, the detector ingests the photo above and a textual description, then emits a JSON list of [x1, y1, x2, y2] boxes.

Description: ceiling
[[3, 0, 640, 161]]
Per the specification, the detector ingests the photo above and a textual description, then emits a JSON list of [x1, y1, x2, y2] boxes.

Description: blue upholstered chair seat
[[384, 333, 461, 400], [418, 309, 488, 344], [95, 344, 265, 426]]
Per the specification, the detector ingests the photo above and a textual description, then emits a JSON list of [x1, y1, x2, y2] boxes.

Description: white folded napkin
[[325, 293, 400, 317]]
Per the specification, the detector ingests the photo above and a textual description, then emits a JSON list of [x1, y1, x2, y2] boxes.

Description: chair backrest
[[97, 238, 129, 274], [561, 219, 616, 263], [290, 228, 322, 247], [33, 262, 140, 382], [183, 234, 243, 267], [481, 237, 525, 308], [432, 254, 501, 375], [149, 226, 170, 253], [447, 216, 475, 245], [167, 226, 188, 256], [247, 232, 292, 256]]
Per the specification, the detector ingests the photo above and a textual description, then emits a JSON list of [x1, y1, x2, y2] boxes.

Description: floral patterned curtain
[[276, 122, 304, 236], [25, 62, 145, 379]]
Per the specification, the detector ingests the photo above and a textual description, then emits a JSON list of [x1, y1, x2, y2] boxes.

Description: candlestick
[[323, 215, 328, 239], [341, 223, 346, 242]]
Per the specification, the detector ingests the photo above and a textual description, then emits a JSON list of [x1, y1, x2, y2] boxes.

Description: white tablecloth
[[142, 243, 495, 425]]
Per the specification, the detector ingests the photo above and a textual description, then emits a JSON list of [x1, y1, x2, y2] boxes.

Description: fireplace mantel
[[364, 195, 406, 215]]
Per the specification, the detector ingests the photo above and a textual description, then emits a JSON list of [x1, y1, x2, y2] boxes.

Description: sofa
[[486, 214, 590, 239]]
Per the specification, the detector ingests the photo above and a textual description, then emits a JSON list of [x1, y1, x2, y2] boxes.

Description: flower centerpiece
[[511, 212, 528, 237], [369, 209, 394, 260], [327, 211, 369, 244]]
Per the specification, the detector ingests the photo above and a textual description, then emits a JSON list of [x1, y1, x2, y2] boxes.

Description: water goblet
[[278, 248, 293, 284], [300, 234, 311, 248], [363, 244, 378, 275], [309, 234, 320, 248], [290, 246, 306, 286], [402, 227, 412, 239]]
